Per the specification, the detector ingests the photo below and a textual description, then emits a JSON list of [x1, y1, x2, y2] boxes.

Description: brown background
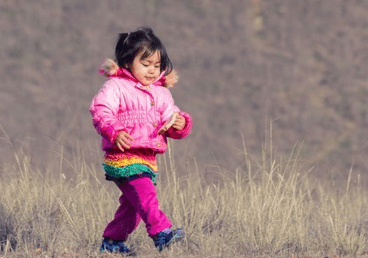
[[1, 0, 368, 186]]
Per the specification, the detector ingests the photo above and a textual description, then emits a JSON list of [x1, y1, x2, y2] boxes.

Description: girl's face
[[131, 51, 161, 86]]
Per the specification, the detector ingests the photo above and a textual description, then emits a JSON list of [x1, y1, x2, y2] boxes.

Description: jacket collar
[[98, 58, 177, 88], [105, 68, 166, 88]]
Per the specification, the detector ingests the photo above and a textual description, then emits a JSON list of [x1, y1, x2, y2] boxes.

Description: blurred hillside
[[1, 0, 368, 184]]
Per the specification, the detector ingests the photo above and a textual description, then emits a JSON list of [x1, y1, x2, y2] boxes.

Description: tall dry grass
[[0, 137, 367, 258]]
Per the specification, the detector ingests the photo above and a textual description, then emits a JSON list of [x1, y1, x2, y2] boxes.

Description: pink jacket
[[89, 65, 192, 153]]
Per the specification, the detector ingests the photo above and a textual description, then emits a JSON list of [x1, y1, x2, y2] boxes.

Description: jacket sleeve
[[89, 79, 126, 144], [160, 89, 180, 123], [158, 88, 192, 139], [165, 111, 193, 139]]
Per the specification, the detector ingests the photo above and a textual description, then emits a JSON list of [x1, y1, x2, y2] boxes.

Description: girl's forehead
[[139, 50, 161, 61]]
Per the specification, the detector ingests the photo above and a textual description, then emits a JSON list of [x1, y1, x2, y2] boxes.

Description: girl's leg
[[121, 177, 172, 237], [102, 191, 142, 241]]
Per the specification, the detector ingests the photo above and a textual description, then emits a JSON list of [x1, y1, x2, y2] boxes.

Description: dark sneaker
[[152, 228, 184, 251], [99, 238, 135, 256]]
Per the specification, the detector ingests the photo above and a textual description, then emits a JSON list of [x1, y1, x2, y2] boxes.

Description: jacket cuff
[[166, 111, 192, 139]]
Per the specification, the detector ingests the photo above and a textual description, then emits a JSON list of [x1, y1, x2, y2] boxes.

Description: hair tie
[[123, 33, 130, 45]]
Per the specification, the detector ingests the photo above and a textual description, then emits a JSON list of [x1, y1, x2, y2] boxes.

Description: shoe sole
[[100, 245, 136, 256]]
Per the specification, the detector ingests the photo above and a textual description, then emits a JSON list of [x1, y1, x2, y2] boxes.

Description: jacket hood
[[98, 58, 178, 88]]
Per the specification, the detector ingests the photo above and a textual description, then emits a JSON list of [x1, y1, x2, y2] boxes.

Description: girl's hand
[[115, 131, 134, 152], [172, 114, 185, 130]]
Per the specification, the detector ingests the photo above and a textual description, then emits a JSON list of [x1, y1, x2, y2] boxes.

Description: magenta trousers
[[102, 176, 172, 240]]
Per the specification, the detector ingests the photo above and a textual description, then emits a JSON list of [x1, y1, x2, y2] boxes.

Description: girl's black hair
[[115, 27, 173, 75]]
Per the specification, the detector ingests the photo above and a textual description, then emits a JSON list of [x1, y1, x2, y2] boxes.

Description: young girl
[[89, 27, 192, 254]]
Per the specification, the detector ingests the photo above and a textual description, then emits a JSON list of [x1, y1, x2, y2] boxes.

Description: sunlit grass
[[0, 138, 367, 257]]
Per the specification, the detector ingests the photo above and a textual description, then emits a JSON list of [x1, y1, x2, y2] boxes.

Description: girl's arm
[[159, 89, 193, 139], [89, 79, 126, 144]]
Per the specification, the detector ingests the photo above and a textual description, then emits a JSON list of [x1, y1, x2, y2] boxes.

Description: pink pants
[[102, 176, 172, 241]]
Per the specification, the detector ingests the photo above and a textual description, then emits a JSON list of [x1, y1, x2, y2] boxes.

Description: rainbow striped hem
[[104, 157, 158, 172], [103, 163, 158, 183], [103, 149, 158, 183]]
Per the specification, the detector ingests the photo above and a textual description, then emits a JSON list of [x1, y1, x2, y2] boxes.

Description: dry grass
[[0, 139, 367, 258]]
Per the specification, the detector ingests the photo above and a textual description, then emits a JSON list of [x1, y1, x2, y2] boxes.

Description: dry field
[[0, 137, 367, 258]]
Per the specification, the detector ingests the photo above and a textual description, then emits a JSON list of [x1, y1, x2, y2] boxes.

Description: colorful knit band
[[104, 156, 158, 172], [103, 163, 158, 183], [103, 149, 158, 183], [104, 150, 157, 171]]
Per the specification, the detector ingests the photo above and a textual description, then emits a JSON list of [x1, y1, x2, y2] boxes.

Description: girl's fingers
[[120, 133, 134, 143], [175, 116, 185, 125], [117, 132, 134, 141], [124, 133, 134, 141], [173, 116, 184, 126], [115, 132, 134, 152], [116, 142, 125, 152], [120, 138, 131, 149], [124, 135, 133, 145], [173, 121, 185, 130]]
